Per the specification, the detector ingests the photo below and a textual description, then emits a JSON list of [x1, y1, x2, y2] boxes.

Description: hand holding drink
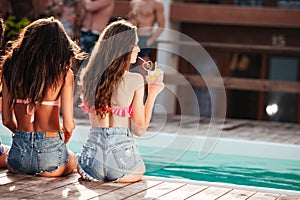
[[138, 57, 164, 83], [138, 57, 164, 95], [146, 62, 164, 83]]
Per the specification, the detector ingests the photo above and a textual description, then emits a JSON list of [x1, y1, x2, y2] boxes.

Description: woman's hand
[[61, 125, 72, 143], [148, 81, 164, 96], [64, 131, 72, 143], [147, 72, 164, 96]]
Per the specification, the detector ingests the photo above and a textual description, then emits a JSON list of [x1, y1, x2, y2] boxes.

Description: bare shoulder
[[124, 71, 144, 82], [122, 71, 145, 91], [66, 69, 74, 79], [64, 69, 74, 86]]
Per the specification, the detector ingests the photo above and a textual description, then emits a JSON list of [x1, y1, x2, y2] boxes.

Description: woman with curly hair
[[1, 17, 85, 176], [0, 17, 10, 169], [77, 19, 164, 183]]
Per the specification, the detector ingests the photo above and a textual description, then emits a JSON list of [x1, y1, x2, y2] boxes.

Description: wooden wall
[[113, 1, 300, 123]]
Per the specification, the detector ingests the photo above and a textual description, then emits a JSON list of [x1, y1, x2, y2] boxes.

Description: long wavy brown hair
[[1, 17, 85, 106], [80, 20, 137, 118]]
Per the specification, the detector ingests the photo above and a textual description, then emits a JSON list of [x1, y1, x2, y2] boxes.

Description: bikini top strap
[[80, 101, 133, 118], [40, 97, 61, 106], [110, 105, 133, 117], [15, 97, 61, 122]]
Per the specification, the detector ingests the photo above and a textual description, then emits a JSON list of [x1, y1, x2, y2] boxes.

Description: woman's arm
[[1, 78, 17, 132], [61, 69, 75, 136], [131, 74, 164, 136]]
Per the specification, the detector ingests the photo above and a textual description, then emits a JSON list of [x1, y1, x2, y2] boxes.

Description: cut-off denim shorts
[[7, 130, 68, 175], [77, 127, 144, 182]]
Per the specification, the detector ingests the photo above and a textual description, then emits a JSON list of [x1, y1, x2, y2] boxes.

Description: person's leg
[[106, 128, 145, 183], [76, 127, 106, 181], [116, 164, 145, 183]]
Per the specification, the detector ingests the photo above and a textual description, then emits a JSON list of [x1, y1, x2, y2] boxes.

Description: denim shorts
[[77, 127, 144, 182], [7, 130, 68, 175]]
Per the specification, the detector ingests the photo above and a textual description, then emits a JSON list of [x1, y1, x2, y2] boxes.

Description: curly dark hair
[[80, 20, 137, 118], [1, 17, 85, 106]]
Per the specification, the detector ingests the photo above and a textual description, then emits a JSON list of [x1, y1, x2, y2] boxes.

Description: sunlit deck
[[1, 168, 300, 200], [1, 114, 300, 199]]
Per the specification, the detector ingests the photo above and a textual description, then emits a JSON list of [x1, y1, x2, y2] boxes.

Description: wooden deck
[[1, 115, 300, 199], [1, 168, 299, 200]]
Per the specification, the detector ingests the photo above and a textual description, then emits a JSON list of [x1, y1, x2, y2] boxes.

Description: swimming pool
[[1, 122, 300, 192]]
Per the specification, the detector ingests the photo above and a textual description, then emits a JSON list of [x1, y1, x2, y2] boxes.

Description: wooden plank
[[90, 180, 162, 200], [186, 186, 232, 200], [277, 195, 300, 200], [170, 3, 300, 28], [0, 176, 56, 196], [164, 74, 300, 94], [217, 189, 257, 200], [157, 40, 300, 55], [31, 181, 103, 200], [158, 184, 208, 200], [0, 173, 31, 186], [62, 181, 128, 199], [2, 173, 80, 199], [0, 168, 7, 173], [124, 182, 185, 200], [247, 192, 280, 200], [0, 169, 8, 177], [0, 175, 27, 186]]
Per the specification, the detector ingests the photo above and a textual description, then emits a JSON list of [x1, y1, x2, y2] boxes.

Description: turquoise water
[[1, 132, 300, 191], [140, 146, 300, 191]]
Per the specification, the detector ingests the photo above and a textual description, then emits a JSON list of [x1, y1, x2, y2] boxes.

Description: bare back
[[88, 71, 144, 128], [2, 69, 75, 133], [14, 85, 62, 132]]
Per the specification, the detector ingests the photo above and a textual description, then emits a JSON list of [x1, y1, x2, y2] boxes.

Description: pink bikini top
[[15, 98, 60, 122], [80, 102, 133, 118]]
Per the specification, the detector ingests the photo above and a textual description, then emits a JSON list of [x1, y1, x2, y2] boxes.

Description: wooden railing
[[112, 1, 300, 123], [164, 74, 300, 94], [170, 3, 300, 28], [158, 39, 300, 93], [157, 39, 300, 123]]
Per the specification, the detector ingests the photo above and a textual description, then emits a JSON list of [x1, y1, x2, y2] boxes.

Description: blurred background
[[1, 0, 300, 124]]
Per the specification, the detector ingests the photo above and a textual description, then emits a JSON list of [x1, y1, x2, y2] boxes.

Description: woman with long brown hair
[[1, 17, 85, 176], [0, 17, 10, 168], [77, 19, 164, 183]]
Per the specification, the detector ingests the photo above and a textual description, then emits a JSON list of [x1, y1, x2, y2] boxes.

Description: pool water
[[66, 138, 300, 191], [139, 146, 300, 191], [1, 131, 300, 192]]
